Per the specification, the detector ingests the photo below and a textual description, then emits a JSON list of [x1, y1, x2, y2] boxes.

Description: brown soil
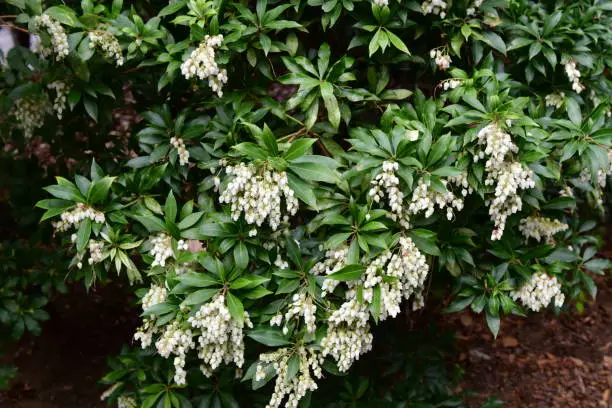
[[0, 283, 138, 408]]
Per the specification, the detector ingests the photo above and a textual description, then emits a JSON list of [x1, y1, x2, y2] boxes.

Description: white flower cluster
[[466, 0, 483, 15], [11, 97, 50, 139], [442, 78, 462, 90], [117, 396, 137, 408], [33, 14, 69, 60], [155, 321, 195, 385], [564, 60, 584, 94], [373, 0, 388, 6], [475, 123, 535, 240], [150, 233, 174, 267], [188, 295, 253, 376], [369, 161, 411, 229], [407, 177, 464, 221], [519, 216, 569, 243], [545, 92, 565, 109], [141, 284, 168, 311], [219, 163, 298, 230], [511, 272, 565, 312], [270, 292, 317, 334], [321, 299, 373, 372], [53, 203, 105, 232], [89, 30, 124, 66], [47, 81, 69, 120], [430, 48, 451, 70], [311, 246, 348, 296], [421, 0, 448, 18], [170, 136, 189, 166], [361, 236, 429, 319], [180, 35, 228, 97], [449, 173, 474, 197], [256, 346, 323, 408], [87, 239, 105, 264]]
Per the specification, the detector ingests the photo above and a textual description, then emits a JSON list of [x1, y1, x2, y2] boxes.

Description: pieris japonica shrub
[[1, 0, 611, 406]]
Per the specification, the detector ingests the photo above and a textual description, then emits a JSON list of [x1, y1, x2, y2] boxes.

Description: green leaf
[[86, 176, 115, 204], [444, 296, 474, 313], [179, 272, 219, 287], [286, 354, 300, 381], [482, 31, 506, 55], [183, 288, 218, 305], [565, 98, 582, 126], [284, 139, 316, 161], [234, 242, 249, 271], [226, 292, 245, 323], [320, 82, 340, 129], [486, 311, 500, 338], [288, 162, 338, 183], [326, 264, 365, 281], [385, 30, 410, 54], [247, 328, 291, 346], [164, 191, 177, 222], [83, 96, 98, 122], [76, 218, 92, 252], [177, 212, 203, 230]]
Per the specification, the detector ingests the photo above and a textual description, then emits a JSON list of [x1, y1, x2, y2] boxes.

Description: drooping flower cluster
[[155, 321, 195, 385], [361, 236, 429, 319], [117, 396, 137, 408], [312, 246, 348, 296], [149, 233, 174, 267], [180, 35, 228, 97], [545, 92, 565, 109], [87, 239, 106, 265], [270, 292, 317, 334], [475, 123, 535, 240], [33, 14, 69, 60], [430, 48, 451, 70], [369, 160, 411, 228], [170, 136, 189, 166], [466, 0, 483, 15], [47, 81, 69, 120], [187, 295, 253, 376], [11, 97, 50, 139], [88, 30, 124, 66], [449, 172, 474, 197], [141, 284, 168, 311], [564, 60, 584, 93], [519, 216, 569, 243], [511, 272, 565, 312], [256, 346, 323, 408], [321, 299, 373, 372], [407, 178, 464, 221], [53, 203, 106, 232], [442, 78, 462, 90], [134, 284, 168, 348], [373, 0, 388, 6], [421, 0, 448, 18], [219, 163, 298, 230]]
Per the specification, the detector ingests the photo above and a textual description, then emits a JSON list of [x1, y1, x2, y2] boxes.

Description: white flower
[[219, 163, 298, 231], [141, 284, 168, 311], [170, 136, 189, 166], [87, 240, 106, 265], [11, 97, 51, 139], [311, 246, 349, 296], [155, 321, 195, 385], [47, 81, 69, 120], [188, 295, 253, 377], [181, 35, 227, 97], [564, 60, 584, 94], [33, 14, 69, 60], [89, 30, 124, 66], [511, 272, 564, 312], [519, 216, 568, 243], [406, 129, 419, 141], [545, 92, 565, 109], [149, 233, 174, 267], [117, 396, 137, 408], [421, 0, 448, 17], [274, 292, 317, 334], [430, 48, 451, 70], [53, 203, 106, 232], [373, 0, 389, 6], [256, 346, 322, 408]]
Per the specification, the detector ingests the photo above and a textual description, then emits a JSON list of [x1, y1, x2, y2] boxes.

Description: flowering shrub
[[1, 0, 611, 406]]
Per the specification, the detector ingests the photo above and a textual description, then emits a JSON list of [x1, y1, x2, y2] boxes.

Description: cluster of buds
[[421, 0, 448, 18], [519, 216, 568, 243], [117, 396, 137, 408], [33, 14, 69, 60], [564, 60, 584, 93], [369, 160, 411, 229], [430, 48, 451, 70], [545, 92, 565, 109], [11, 97, 50, 139], [373, 0, 389, 6], [255, 346, 323, 408], [511, 272, 565, 312], [170, 137, 189, 166], [311, 246, 348, 296], [47, 81, 69, 120], [321, 299, 373, 372], [219, 163, 298, 230], [475, 123, 535, 240], [180, 35, 228, 97], [155, 321, 195, 385], [270, 292, 317, 334], [188, 295, 253, 377], [89, 30, 124, 66], [149, 233, 174, 267], [53, 203, 105, 232]]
